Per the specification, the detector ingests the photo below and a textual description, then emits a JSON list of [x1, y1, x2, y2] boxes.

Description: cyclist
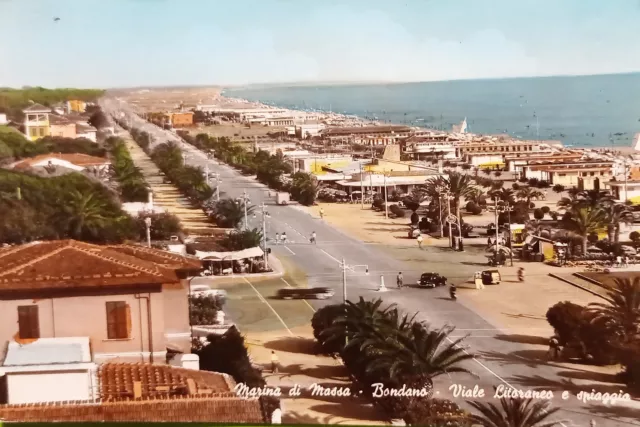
[[310, 231, 317, 244]]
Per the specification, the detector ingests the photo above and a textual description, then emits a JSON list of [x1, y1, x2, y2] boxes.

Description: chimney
[[133, 381, 142, 399]]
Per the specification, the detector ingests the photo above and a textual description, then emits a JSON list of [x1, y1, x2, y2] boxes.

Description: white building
[[0, 337, 97, 404], [76, 123, 98, 142], [0, 113, 7, 125], [295, 123, 325, 139]]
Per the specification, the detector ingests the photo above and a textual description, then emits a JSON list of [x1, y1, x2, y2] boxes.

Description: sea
[[225, 73, 640, 149]]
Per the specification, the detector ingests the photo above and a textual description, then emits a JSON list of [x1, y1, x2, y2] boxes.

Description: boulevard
[[101, 100, 640, 426]]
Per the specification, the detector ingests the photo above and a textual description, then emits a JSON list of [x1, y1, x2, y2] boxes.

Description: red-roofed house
[[0, 240, 203, 364], [11, 153, 111, 173]]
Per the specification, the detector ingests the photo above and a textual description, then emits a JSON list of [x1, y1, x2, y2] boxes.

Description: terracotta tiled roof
[[0, 240, 202, 291], [0, 396, 267, 423], [98, 362, 234, 400], [48, 114, 73, 125], [13, 153, 110, 170], [22, 103, 51, 113]]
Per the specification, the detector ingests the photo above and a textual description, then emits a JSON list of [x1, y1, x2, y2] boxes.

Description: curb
[[548, 273, 608, 301]]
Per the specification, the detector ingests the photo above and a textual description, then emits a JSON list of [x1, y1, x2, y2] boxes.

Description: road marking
[[242, 278, 293, 336], [320, 249, 341, 264], [283, 246, 296, 255], [281, 278, 316, 313]]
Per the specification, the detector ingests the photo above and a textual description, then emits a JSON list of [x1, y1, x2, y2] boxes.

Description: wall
[[6, 370, 93, 404], [0, 291, 169, 364], [162, 282, 191, 353], [468, 154, 505, 168], [50, 124, 77, 138], [171, 113, 194, 127], [551, 171, 610, 190]]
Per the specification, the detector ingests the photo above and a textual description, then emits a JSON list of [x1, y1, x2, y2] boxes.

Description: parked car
[[417, 273, 447, 288], [277, 287, 334, 300]]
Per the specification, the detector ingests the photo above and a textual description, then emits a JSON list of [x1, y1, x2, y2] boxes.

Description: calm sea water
[[225, 73, 640, 148]]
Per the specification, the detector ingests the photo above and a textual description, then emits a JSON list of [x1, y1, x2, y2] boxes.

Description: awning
[[195, 246, 263, 260]]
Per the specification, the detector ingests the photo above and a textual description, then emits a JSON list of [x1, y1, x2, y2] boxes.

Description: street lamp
[[144, 217, 152, 248], [338, 258, 369, 346], [240, 189, 250, 230], [436, 185, 455, 248]]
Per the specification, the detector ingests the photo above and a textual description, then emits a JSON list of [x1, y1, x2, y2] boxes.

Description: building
[[605, 180, 640, 204], [458, 141, 552, 169], [505, 152, 583, 175], [401, 135, 460, 160], [295, 123, 325, 139], [0, 240, 203, 364], [320, 125, 412, 145], [522, 160, 613, 190], [0, 113, 7, 125], [66, 100, 87, 113], [22, 103, 51, 141], [0, 361, 270, 423], [171, 112, 194, 128], [289, 154, 353, 174], [265, 117, 294, 126], [11, 153, 111, 173], [49, 114, 78, 138], [76, 123, 98, 141]]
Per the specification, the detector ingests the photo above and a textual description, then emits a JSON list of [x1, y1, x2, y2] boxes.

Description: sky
[[1, 0, 640, 88]]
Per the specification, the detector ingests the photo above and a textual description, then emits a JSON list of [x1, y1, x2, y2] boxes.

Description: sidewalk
[[122, 132, 217, 233], [245, 326, 389, 425]]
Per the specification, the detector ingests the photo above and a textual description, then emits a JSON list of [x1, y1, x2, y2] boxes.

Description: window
[[17, 306, 40, 339], [29, 128, 38, 137], [106, 301, 131, 339], [39, 127, 45, 136]]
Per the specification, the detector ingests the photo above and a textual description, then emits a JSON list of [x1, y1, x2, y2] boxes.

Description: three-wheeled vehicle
[[481, 269, 501, 285], [417, 272, 447, 288]]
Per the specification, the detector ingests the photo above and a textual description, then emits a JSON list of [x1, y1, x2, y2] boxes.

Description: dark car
[[417, 273, 447, 288], [277, 287, 335, 300]]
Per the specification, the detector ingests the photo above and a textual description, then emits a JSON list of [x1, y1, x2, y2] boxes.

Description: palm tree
[[489, 188, 516, 205], [516, 186, 543, 204], [558, 189, 612, 210], [221, 228, 263, 251], [552, 184, 565, 194], [588, 278, 640, 343], [211, 198, 254, 228], [427, 171, 474, 220], [465, 187, 485, 205], [363, 323, 475, 386], [468, 397, 563, 427], [561, 206, 607, 254], [605, 202, 633, 243], [60, 190, 110, 239]]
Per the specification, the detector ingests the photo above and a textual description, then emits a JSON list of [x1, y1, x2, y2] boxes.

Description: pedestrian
[[319, 208, 325, 219], [281, 232, 287, 244], [416, 234, 423, 250], [275, 233, 280, 245], [270, 351, 279, 373], [396, 272, 403, 289], [616, 255, 623, 268], [623, 256, 629, 267], [487, 236, 492, 247], [310, 231, 317, 244], [547, 336, 560, 360]]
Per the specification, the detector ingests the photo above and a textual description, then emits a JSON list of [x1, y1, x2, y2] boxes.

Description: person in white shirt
[[310, 231, 317, 244], [416, 234, 424, 249], [275, 233, 280, 245], [281, 232, 287, 244]]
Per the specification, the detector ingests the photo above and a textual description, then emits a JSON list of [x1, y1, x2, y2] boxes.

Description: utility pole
[[383, 173, 389, 219], [260, 203, 269, 267], [144, 217, 152, 248], [494, 198, 499, 255], [360, 163, 364, 209], [624, 157, 629, 202], [339, 258, 369, 346], [242, 189, 249, 230]]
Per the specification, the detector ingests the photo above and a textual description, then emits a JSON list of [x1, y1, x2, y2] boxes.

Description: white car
[[190, 285, 227, 300]]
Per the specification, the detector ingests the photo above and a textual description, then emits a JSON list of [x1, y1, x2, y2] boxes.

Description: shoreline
[[218, 88, 639, 152]]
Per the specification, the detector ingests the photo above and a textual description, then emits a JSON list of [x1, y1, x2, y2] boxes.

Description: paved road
[[101, 99, 638, 427]]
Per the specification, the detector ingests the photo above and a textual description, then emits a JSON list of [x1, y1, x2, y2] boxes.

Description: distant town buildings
[[22, 103, 52, 140]]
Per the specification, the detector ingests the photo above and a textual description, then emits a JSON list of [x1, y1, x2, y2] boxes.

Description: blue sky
[[1, 0, 639, 88]]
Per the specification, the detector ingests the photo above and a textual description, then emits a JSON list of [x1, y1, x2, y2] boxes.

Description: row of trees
[[546, 277, 640, 391], [105, 137, 149, 202], [312, 297, 562, 426], [128, 129, 214, 205], [178, 131, 318, 206]]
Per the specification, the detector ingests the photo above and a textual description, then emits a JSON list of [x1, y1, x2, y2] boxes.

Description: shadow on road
[[309, 402, 384, 423], [263, 336, 318, 354], [494, 333, 549, 346]]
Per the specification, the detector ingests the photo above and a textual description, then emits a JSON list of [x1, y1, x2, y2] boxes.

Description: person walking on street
[[396, 272, 403, 289], [270, 351, 279, 373], [417, 234, 424, 250], [517, 267, 525, 282], [319, 208, 325, 219], [281, 232, 287, 244], [275, 233, 280, 245], [310, 231, 317, 244]]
